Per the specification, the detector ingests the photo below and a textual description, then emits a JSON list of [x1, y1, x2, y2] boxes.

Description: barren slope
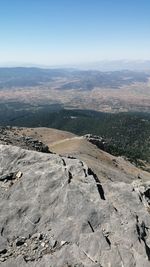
[[48, 136, 150, 183], [0, 126, 149, 182], [0, 127, 150, 266], [13, 127, 76, 146], [0, 143, 150, 266]]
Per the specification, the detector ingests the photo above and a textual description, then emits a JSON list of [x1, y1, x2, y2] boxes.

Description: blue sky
[[0, 0, 150, 66]]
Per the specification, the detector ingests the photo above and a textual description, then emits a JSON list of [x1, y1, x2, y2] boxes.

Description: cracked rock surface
[[0, 144, 150, 267]]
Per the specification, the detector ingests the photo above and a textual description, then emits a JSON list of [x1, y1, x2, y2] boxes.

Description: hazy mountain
[[0, 67, 149, 89], [1, 60, 150, 71]]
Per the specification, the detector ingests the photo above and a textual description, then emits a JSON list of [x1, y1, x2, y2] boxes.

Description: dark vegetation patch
[[0, 102, 149, 165]]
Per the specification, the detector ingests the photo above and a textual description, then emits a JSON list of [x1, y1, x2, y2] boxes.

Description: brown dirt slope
[[13, 127, 76, 146], [1, 126, 149, 183], [48, 135, 150, 183]]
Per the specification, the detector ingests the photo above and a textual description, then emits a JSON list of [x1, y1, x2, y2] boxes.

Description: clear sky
[[0, 0, 150, 66]]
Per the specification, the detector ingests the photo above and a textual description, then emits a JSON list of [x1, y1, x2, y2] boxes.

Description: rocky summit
[[0, 140, 150, 266]]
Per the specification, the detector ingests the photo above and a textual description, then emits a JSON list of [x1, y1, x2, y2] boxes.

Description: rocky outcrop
[[84, 134, 107, 151], [0, 144, 150, 266], [0, 127, 50, 153]]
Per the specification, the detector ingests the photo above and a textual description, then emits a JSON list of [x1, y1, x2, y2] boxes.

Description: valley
[[0, 68, 150, 113]]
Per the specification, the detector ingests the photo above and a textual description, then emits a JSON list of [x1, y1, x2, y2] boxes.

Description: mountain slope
[[0, 134, 150, 266], [47, 135, 150, 183]]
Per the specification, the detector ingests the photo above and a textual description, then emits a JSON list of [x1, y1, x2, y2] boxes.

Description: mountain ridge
[[0, 127, 150, 266]]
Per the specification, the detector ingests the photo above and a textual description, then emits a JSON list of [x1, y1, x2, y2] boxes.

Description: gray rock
[[0, 144, 150, 266], [0, 237, 7, 254], [15, 237, 26, 246]]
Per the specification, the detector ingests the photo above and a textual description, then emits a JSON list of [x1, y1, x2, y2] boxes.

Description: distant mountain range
[[0, 67, 149, 89], [1, 60, 150, 71]]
